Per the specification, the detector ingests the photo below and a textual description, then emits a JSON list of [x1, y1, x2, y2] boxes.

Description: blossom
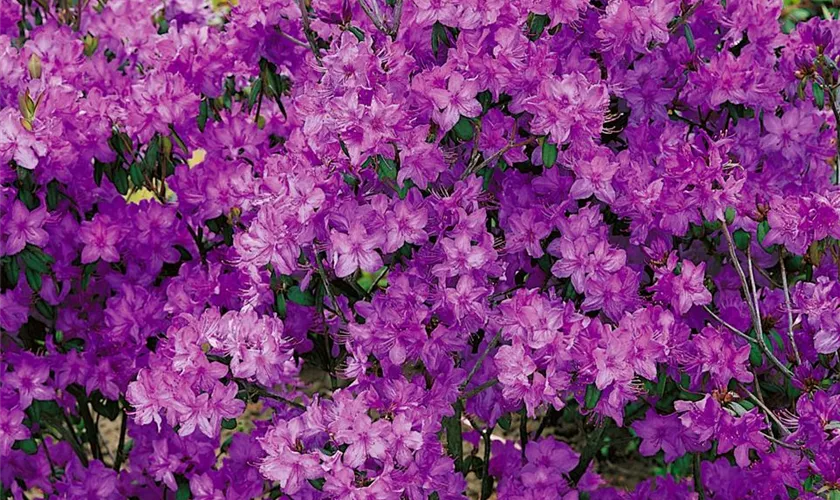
[[0, 405, 29, 457], [4, 354, 55, 408], [632, 409, 697, 462], [2, 200, 49, 255], [570, 154, 619, 204], [260, 417, 323, 494], [78, 215, 122, 264], [652, 260, 712, 315], [426, 72, 482, 132], [330, 220, 384, 278]]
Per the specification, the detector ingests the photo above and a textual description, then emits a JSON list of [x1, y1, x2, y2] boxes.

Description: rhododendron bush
[[3, 0, 840, 497]]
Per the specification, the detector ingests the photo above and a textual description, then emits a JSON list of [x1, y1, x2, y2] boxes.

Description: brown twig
[[778, 249, 802, 365]]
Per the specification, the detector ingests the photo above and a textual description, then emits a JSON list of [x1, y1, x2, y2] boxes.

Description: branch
[[460, 332, 501, 392], [297, 0, 323, 64], [738, 383, 791, 437], [463, 378, 499, 399], [778, 249, 802, 365], [703, 305, 759, 345], [720, 222, 794, 378], [461, 136, 536, 179], [568, 422, 608, 485]]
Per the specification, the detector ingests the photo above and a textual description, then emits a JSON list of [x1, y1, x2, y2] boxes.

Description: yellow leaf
[[188, 148, 206, 168]]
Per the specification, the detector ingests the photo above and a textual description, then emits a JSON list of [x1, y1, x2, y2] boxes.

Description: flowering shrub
[[2, 0, 840, 498]]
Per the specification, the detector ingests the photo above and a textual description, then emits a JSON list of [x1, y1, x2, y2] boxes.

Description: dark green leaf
[[46, 180, 60, 210], [274, 291, 287, 319], [175, 477, 191, 500], [198, 99, 209, 132], [308, 478, 326, 491], [443, 400, 464, 473], [347, 26, 365, 42], [94, 159, 105, 186], [25, 266, 42, 292], [376, 155, 398, 181], [81, 262, 96, 291], [112, 168, 129, 195], [683, 24, 696, 52], [3, 256, 20, 289], [497, 413, 511, 431], [129, 162, 144, 187], [527, 13, 549, 40], [221, 418, 237, 430], [452, 117, 474, 141], [584, 384, 602, 409], [288, 286, 316, 306], [248, 78, 263, 109], [13, 439, 37, 455], [756, 220, 770, 245], [813, 82, 825, 109], [35, 299, 54, 320], [19, 189, 36, 210], [145, 137, 160, 171], [91, 395, 120, 420], [749, 342, 762, 366]]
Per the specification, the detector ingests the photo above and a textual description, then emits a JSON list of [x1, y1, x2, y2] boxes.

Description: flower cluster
[[1, 0, 840, 498]]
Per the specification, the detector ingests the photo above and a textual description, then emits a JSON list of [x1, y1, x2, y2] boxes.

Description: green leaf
[[198, 99, 209, 133], [724, 207, 736, 225], [541, 139, 558, 168], [176, 478, 191, 500], [376, 155, 398, 181], [584, 384, 602, 409], [431, 22, 450, 57], [3, 257, 20, 288], [145, 137, 160, 171], [749, 342, 762, 366], [498, 413, 511, 431], [527, 13, 549, 40], [452, 116, 474, 142], [94, 159, 106, 186], [733, 229, 750, 251], [81, 262, 96, 290], [20, 250, 48, 275], [46, 180, 60, 210], [443, 400, 464, 473], [221, 418, 237, 430], [288, 286, 316, 306], [35, 299, 54, 320], [813, 82, 825, 109], [308, 478, 326, 491], [25, 266, 42, 292], [347, 26, 365, 42], [91, 395, 120, 420], [756, 220, 770, 245], [112, 168, 129, 195], [248, 78, 263, 109], [13, 439, 38, 455], [683, 24, 696, 52], [274, 292, 287, 319], [129, 162, 144, 187]]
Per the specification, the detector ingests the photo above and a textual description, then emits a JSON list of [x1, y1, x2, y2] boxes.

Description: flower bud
[[28, 54, 42, 79]]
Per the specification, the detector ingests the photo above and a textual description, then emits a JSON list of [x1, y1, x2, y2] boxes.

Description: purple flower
[[426, 72, 482, 132], [4, 354, 54, 408], [0, 405, 28, 457], [79, 215, 122, 264], [260, 417, 323, 495], [2, 200, 48, 255], [632, 409, 697, 462], [652, 260, 712, 315], [330, 220, 384, 278]]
